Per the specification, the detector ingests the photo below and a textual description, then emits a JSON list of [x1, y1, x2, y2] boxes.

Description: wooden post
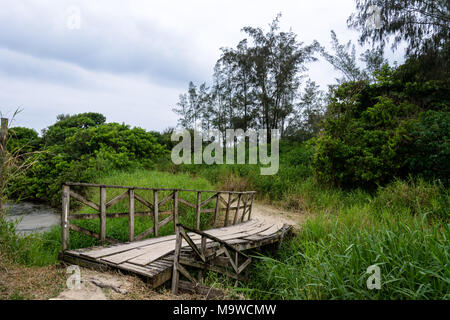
[[153, 190, 159, 237], [213, 193, 220, 227], [128, 188, 135, 242], [224, 193, 232, 227], [241, 193, 248, 222], [61, 184, 70, 251], [100, 187, 106, 245], [0, 118, 8, 212], [171, 224, 182, 295], [195, 191, 201, 230], [233, 193, 242, 225], [247, 193, 255, 220], [173, 190, 178, 233], [198, 235, 207, 283]]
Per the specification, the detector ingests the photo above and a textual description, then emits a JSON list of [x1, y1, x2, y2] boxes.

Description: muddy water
[[3, 202, 60, 235]]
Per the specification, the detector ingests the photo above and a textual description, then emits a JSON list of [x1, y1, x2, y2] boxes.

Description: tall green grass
[[0, 218, 60, 266], [243, 179, 449, 300]]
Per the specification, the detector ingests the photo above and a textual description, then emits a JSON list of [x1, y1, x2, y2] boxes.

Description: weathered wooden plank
[[64, 182, 256, 194], [196, 191, 201, 230], [224, 193, 232, 227], [134, 193, 154, 210], [200, 192, 218, 207], [127, 222, 270, 266], [241, 194, 249, 222], [153, 190, 159, 237], [100, 187, 107, 245], [68, 211, 152, 220], [62, 185, 70, 251], [158, 191, 174, 208], [106, 190, 128, 209], [248, 193, 255, 220], [68, 213, 99, 220], [177, 280, 224, 299], [213, 193, 220, 227], [119, 262, 159, 277], [59, 252, 110, 272], [101, 221, 261, 265], [178, 197, 195, 208], [177, 262, 197, 283], [223, 247, 238, 273], [173, 190, 178, 234], [158, 214, 173, 229], [238, 257, 252, 274], [179, 257, 244, 281], [76, 219, 254, 262], [69, 190, 100, 211], [75, 220, 270, 267], [233, 194, 242, 225], [180, 227, 205, 262], [172, 225, 183, 294], [81, 219, 258, 260], [218, 195, 228, 206], [129, 189, 135, 242]]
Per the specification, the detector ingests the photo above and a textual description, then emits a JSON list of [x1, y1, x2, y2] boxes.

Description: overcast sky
[[0, 0, 405, 134]]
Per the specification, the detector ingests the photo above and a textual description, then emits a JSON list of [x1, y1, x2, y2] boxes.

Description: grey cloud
[[0, 0, 209, 87]]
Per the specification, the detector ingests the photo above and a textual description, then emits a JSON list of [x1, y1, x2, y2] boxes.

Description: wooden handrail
[[61, 183, 256, 252], [63, 181, 257, 194], [171, 223, 252, 294]]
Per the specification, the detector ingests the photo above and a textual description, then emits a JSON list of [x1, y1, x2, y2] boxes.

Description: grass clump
[[244, 179, 449, 300]]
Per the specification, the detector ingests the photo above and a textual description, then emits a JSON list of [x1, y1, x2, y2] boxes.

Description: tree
[[242, 14, 319, 134], [360, 47, 388, 82], [172, 15, 320, 140], [348, 0, 450, 57], [321, 30, 364, 84], [321, 31, 388, 84], [285, 80, 326, 141]]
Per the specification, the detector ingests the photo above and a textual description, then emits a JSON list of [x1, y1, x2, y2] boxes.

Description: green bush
[[313, 67, 449, 188], [7, 114, 168, 205]]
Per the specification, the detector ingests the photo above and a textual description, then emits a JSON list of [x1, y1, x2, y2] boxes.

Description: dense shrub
[[313, 66, 449, 188], [7, 113, 168, 205]]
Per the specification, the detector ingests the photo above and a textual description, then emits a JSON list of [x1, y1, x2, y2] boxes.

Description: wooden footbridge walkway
[[59, 182, 292, 294]]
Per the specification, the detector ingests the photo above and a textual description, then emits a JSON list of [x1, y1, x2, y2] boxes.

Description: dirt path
[[251, 202, 307, 228], [50, 267, 197, 300]]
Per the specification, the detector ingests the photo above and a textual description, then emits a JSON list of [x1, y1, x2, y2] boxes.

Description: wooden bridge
[[58, 182, 292, 294]]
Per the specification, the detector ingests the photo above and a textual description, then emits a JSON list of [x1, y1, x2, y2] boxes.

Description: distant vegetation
[[1, 0, 448, 300]]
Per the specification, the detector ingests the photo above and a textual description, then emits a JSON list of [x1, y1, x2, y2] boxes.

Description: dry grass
[[216, 174, 253, 192], [0, 253, 65, 300]]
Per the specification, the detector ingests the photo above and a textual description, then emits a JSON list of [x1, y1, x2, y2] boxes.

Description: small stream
[[3, 201, 60, 235]]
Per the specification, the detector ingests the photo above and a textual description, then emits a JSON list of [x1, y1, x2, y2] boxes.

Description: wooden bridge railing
[[172, 223, 252, 294], [61, 182, 256, 252]]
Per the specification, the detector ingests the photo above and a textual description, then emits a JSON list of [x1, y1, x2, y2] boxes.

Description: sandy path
[[250, 202, 307, 228]]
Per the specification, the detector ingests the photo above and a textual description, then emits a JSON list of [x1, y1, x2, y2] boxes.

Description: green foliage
[[348, 0, 450, 58], [402, 110, 450, 181], [42, 112, 106, 146], [312, 66, 449, 188], [0, 217, 60, 266], [244, 179, 449, 300], [6, 127, 41, 153], [7, 113, 168, 205], [171, 141, 314, 202]]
